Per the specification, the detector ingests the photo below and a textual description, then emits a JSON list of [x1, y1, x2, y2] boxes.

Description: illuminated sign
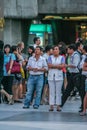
[[29, 24, 52, 33]]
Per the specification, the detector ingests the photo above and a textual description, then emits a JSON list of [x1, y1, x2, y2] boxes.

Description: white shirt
[[33, 44, 37, 49], [48, 55, 64, 81], [27, 56, 48, 75]]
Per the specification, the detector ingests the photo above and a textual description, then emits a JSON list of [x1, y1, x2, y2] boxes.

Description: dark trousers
[[0, 76, 3, 103], [61, 73, 86, 109], [1, 76, 14, 95]]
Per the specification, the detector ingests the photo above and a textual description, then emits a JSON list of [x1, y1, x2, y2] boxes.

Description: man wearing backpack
[[69, 42, 83, 100], [61, 44, 83, 111]]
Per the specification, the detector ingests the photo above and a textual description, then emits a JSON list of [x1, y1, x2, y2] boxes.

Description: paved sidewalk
[[0, 98, 87, 130]]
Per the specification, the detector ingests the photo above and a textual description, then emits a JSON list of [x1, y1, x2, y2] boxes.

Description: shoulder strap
[[71, 52, 78, 63], [72, 52, 81, 72]]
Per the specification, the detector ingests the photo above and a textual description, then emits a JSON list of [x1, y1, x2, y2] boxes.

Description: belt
[[30, 74, 43, 76], [71, 72, 79, 74]]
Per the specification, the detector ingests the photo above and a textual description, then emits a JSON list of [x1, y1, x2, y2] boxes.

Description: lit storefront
[[28, 24, 53, 46], [76, 24, 87, 41]]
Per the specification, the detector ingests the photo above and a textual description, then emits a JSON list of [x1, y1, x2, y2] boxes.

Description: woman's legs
[[12, 77, 22, 102], [55, 80, 63, 111], [18, 83, 23, 99], [80, 92, 87, 116], [83, 93, 87, 113], [48, 80, 55, 110], [12, 84, 19, 101]]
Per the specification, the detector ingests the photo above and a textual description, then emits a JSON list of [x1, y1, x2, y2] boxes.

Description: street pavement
[[0, 97, 87, 130]]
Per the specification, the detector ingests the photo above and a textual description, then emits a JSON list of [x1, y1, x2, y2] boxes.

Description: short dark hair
[[33, 37, 40, 43], [58, 41, 66, 55], [0, 40, 4, 50], [53, 45, 59, 50], [28, 46, 34, 53], [4, 44, 11, 49], [59, 46, 66, 55], [75, 42, 82, 49], [11, 45, 17, 53], [45, 45, 53, 52], [35, 46, 42, 51], [68, 44, 76, 51]]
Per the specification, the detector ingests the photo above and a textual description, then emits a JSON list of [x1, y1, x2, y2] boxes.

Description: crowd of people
[[0, 37, 87, 116]]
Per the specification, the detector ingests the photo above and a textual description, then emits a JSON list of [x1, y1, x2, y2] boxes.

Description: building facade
[[0, 0, 87, 47]]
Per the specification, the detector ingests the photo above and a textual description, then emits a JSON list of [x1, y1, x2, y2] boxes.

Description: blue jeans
[[24, 74, 44, 107]]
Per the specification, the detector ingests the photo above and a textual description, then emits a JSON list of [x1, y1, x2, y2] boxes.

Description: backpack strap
[[72, 52, 81, 73]]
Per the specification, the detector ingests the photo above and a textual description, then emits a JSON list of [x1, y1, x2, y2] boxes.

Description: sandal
[[49, 105, 54, 111], [49, 108, 54, 111], [57, 108, 61, 112], [56, 106, 61, 112], [80, 112, 86, 116]]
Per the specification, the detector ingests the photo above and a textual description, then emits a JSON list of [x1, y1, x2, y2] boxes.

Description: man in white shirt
[[23, 46, 48, 109]]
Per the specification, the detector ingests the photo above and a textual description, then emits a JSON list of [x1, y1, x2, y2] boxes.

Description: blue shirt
[[4, 53, 16, 76]]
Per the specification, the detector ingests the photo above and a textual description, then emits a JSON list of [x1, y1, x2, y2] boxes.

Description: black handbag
[[15, 74, 22, 81]]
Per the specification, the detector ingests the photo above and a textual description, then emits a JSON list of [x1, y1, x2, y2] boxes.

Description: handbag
[[6, 61, 21, 74], [15, 73, 22, 81]]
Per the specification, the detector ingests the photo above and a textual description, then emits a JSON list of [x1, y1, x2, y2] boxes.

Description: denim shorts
[[13, 75, 22, 85]]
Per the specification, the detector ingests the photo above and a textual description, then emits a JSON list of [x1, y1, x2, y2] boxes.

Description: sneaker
[[8, 95, 14, 105], [33, 105, 39, 109], [23, 106, 29, 109]]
